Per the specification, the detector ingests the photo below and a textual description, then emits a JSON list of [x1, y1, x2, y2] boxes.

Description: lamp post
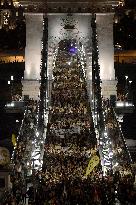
[[11, 75, 14, 100], [8, 80, 11, 101], [128, 80, 132, 101], [125, 75, 128, 99]]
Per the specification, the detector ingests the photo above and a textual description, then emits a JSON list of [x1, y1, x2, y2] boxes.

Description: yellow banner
[[12, 133, 16, 147], [85, 155, 100, 177]]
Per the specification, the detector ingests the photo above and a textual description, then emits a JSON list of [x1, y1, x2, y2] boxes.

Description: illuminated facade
[[18, 0, 122, 10], [21, 0, 121, 99]]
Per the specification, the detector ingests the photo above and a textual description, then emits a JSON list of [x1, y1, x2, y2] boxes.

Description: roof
[[18, 0, 120, 6]]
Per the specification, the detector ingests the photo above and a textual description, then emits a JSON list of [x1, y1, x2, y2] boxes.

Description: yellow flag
[[12, 134, 16, 147], [85, 155, 100, 177]]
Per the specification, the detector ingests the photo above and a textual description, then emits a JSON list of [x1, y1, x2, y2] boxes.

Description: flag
[[12, 133, 16, 147], [85, 154, 100, 177]]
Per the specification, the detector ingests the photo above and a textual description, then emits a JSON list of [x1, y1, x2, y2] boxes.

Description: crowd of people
[[12, 94, 22, 102], [5, 99, 38, 205], [40, 41, 136, 205], [117, 93, 128, 101], [1, 41, 136, 205], [102, 97, 133, 173], [40, 42, 104, 204]]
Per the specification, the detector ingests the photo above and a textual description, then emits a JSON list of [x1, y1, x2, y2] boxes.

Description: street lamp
[[125, 75, 128, 98], [11, 75, 14, 81], [11, 76, 14, 99], [128, 80, 133, 101], [125, 75, 128, 81]]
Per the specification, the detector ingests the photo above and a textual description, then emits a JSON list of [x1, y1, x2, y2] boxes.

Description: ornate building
[[20, 0, 123, 99], [18, 0, 124, 13]]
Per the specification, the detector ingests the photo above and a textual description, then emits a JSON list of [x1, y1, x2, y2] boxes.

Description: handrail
[[91, 14, 111, 205], [112, 106, 133, 164], [11, 105, 28, 163]]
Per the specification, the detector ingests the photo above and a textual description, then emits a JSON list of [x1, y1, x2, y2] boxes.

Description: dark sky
[[125, 0, 136, 7]]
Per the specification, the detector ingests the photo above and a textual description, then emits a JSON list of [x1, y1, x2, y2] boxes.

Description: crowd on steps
[[1, 41, 136, 205]]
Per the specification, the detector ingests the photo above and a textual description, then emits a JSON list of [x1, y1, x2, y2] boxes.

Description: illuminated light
[[116, 101, 134, 107], [125, 102, 134, 107], [104, 132, 107, 136], [67, 61, 71, 65], [36, 131, 39, 137], [8, 81, 10, 85], [11, 76, 14, 81], [6, 102, 15, 107], [116, 102, 124, 107], [69, 47, 78, 54]]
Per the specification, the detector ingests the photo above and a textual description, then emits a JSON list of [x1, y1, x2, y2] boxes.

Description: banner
[[12, 133, 16, 147], [0, 147, 10, 165], [85, 154, 100, 177]]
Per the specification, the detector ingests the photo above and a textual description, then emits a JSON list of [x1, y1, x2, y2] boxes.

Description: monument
[[19, 0, 121, 100]]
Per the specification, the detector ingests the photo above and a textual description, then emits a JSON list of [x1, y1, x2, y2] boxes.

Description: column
[[22, 13, 43, 100], [96, 13, 117, 99]]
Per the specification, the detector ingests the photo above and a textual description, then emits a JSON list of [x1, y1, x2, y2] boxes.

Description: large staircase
[[5, 14, 134, 205], [41, 40, 103, 204]]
